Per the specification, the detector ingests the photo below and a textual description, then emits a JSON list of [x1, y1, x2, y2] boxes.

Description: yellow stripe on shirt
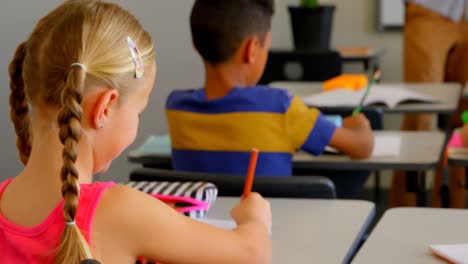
[[167, 110, 296, 153], [286, 96, 321, 150]]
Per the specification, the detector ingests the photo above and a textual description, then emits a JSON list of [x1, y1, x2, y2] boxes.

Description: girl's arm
[[93, 184, 272, 264]]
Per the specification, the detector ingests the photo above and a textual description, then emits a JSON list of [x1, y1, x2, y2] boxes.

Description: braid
[[9, 42, 32, 165], [55, 66, 92, 263]]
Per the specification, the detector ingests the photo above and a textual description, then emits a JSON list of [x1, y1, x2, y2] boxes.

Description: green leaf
[[300, 0, 319, 8]]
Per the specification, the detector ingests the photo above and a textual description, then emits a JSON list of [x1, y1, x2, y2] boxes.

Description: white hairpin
[[127, 36, 144, 79]]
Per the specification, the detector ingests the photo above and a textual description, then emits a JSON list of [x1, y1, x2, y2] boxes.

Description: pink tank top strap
[[0, 179, 13, 195], [75, 181, 116, 243]]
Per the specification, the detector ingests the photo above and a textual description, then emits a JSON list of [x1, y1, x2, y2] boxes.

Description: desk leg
[[431, 162, 450, 208], [365, 58, 380, 74], [390, 170, 417, 207], [449, 166, 466, 208], [364, 60, 370, 72], [416, 171, 427, 207], [373, 171, 381, 203]]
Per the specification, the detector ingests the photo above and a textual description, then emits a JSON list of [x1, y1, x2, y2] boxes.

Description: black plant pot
[[288, 5, 336, 51]]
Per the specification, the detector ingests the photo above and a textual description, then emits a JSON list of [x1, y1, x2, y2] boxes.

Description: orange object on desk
[[339, 46, 375, 57], [323, 74, 368, 92]]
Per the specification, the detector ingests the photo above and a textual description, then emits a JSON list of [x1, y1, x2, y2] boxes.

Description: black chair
[[130, 168, 337, 199], [259, 50, 342, 84], [293, 108, 384, 200]]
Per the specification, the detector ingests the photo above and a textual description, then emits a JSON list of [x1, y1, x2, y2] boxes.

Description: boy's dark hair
[[190, 0, 274, 64]]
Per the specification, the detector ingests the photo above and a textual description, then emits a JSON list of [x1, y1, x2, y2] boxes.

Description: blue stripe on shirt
[[166, 86, 293, 114], [301, 114, 337, 155], [172, 149, 293, 176]]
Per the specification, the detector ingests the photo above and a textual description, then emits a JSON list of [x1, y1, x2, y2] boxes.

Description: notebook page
[[199, 218, 237, 230], [325, 134, 401, 157], [301, 89, 363, 107], [371, 135, 401, 157], [365, 85, 439, 108], [430, 244, 468, 264]]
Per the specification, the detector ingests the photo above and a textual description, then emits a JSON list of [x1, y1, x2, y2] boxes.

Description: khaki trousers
[[391, 3, 468, 207]]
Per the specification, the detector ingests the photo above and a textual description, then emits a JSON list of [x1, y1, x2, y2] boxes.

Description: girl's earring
[[99, 124, 104, 129]]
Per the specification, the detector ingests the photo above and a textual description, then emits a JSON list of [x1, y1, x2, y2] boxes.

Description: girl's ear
[[91, 89, 120, 129]]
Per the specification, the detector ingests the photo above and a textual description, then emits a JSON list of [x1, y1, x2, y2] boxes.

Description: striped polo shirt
[[166, 86, 336, 176]]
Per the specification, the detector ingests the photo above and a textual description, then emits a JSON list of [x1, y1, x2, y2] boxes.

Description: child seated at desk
[[0, 1, 271, 263], [166, 1, 374, 179]]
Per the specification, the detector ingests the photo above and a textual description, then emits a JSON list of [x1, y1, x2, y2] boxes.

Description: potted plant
[[288, 0, 336, 51]]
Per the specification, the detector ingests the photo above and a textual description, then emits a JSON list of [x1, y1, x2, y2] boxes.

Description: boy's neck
[[204, 62, 252, 100]]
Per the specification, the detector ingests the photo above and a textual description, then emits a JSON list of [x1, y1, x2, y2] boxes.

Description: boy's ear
[[91, 89, 120, 129], [242, 36, 261, 64]]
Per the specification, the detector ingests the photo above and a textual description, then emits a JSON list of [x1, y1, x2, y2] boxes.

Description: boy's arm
[[286, 96, 374, 159], [329, 114, 374, 159]]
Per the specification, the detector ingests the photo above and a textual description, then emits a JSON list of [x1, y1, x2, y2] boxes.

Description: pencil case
[[127, 181, 218, 219], [323, 74, 368, 92]]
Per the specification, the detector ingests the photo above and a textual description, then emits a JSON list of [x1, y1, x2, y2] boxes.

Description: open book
[[302, 85, 439, 109], [430, 244, 468, 264]]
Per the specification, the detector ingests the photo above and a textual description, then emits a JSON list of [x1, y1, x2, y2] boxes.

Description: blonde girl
[[0, 1, 271, 263]]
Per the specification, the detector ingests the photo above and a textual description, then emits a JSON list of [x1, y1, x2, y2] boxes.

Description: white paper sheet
[[198, 218, 237, 230], [371, 135, 401, 157], [430, 244, 468, 264], [325, 134, 401, 157]]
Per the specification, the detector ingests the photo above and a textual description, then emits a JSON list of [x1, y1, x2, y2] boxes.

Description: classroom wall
[[0, 0, 403, 183]]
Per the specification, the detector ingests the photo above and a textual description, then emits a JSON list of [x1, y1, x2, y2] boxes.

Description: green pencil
[[352, 70, 381, 115]]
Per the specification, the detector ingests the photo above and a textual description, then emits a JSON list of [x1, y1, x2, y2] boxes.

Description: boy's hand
[[343, 114, 371, 130]]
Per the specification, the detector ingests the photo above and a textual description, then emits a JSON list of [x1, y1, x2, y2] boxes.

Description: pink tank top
[[0, 179, 115, 263]]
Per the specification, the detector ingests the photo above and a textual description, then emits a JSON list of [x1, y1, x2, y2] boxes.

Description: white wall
[[0, 0, 403, 183]]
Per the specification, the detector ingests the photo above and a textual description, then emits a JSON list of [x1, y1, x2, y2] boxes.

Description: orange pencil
[[243, 149, 259, 199]]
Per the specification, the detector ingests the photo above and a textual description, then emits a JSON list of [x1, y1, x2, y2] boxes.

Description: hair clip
[[127, 36, 144, 79], [81, 260, 101, 264]]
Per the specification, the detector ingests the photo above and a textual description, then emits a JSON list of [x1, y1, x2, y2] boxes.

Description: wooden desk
[[270, 82, 461, 114], [208, 198, 375, 264], [352, 208, 468, 264], [338, 47, 386, 72]]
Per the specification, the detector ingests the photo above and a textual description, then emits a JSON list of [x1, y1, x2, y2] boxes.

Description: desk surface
[[352, 208, 468, 264], [448, 154, 468, 166], [448, 150, 468, 167], [270, 82, 461, 114], [294, 131, 445, 171], [208, 198, 375, 264], [129, 131, 445, 171]]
